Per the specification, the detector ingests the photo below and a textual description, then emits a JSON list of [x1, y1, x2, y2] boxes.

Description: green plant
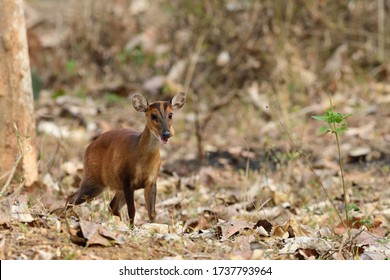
[[312, 99, 352, 229], [66, 59, 77, 75], [106, 93, 122, 104]]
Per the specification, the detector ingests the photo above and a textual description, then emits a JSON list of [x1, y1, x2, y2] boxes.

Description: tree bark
[[0, 0, 38, 187]]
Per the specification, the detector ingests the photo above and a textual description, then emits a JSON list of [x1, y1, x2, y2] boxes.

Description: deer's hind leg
[[66, 177, 105, 207], [109, 192, 125, 217]]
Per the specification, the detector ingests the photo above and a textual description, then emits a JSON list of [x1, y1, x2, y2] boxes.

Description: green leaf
[[334, 123, 348, 134], [312, 115, 326, 121], [342, 113, 352, 120], [359, 218, 373, 227], [334, 113, 344, 123], [106, 93, 121, 103], [325, 110, 344, 123], [318, 126, 331, 134], [324, 110, 334, 122], [51, 89, 65, 100], [346, 203, 360, 212], [66, 59, 77, 74]]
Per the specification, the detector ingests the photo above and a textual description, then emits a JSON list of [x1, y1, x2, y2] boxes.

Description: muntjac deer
[[65, 92, 186, 226]]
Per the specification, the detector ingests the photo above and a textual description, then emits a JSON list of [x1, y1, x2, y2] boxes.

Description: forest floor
[[1, 0, 390, 260], [2, 88, 389, 260]]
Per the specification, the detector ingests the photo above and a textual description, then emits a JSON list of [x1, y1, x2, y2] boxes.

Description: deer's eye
[[151, 114, 158, 121], [168, 113, 173, 119]]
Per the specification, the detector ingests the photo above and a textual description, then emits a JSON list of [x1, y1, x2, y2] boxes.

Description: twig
[[195, 90, 239, 162], [183, 33, 206, 93], [335, 130, 349, 228], [200, 90, 239, 131], [0, 154, 23, 196], [301, 0, 339, 30], [257, 197, 272, 213], [183, 34, 206, 162], [337, 233, 348, 260], [0, 124, 27, 196], [155, 191, 191, 219], [377, 0, 385, 61], [0, 171, 11, 182], [268, 100, 345, 226]]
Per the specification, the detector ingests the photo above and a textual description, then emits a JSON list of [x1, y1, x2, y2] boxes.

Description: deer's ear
[[170, 92, 186, 111], [132, 94, 148, 112]]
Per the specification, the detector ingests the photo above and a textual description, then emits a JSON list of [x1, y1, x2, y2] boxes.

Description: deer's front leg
[[144, 182, 156, 223], [123, 182, 135, 227]]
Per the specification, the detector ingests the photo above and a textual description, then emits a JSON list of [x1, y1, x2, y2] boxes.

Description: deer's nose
[[162, 130, 171, 138]]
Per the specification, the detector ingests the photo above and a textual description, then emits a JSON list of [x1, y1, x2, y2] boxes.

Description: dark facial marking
[[163, 102, 169, 113], [149, 103, 161, 110], [159, 103, 164, 118], [149, 101, 172, 120]]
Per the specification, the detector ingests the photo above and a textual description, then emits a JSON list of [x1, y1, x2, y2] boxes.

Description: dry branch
[[0, 124, 29, 196]]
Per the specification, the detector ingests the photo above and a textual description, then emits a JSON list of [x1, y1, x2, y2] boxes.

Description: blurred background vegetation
[[28, 0, 389, 96], [27, 0, 390, 165]]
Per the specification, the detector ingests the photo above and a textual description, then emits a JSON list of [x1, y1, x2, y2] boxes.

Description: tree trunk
[[0, 0, 38, 187]]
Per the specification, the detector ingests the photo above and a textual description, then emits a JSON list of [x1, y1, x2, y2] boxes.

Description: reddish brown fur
[[65, 93, 186, 226]]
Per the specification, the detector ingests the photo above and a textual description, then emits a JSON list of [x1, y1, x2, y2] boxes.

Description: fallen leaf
[[68, 226, 86, 246], [87, 233, 112, 247], [80, 220, 101, 241], [158, 196, 185, 208], [346, 122, 375, 139], [36, 250, 53, 260], [352, 229, 388, 247], [273, 191, 289, 204], [163, 255, 184, 260], [37, 121, 70, 138], [381, 208, 390, 222], [216, 51, 230, 67], [0, 198, 11, 227], [294, 248, 319, 260], [187, 229, 219, 240], [157, 177, 180, 193], [42, 173, 60, 192], [222, 219, 256, 240], [40, 29, 70, 48], [254, 219, 273, 237], [348, 146, 371, 158], [316, 227, 333, 238], [61, 161, 83, 175], [360, 249, 388, 260], [182, 209, 218, 233], [215, 193, 239, 205], [11, 196, 34, 223], [68, 220, 113, 247], [99, 227, 126, 245], [273, 219, 311, 238], [279, 237, 332, 255], [334, 216, 375, 235], [353, 229, 390, 260], [229, 249, 253, 260], [139, 223, 170, 236], [183, 218, 199, 233], [251, 249, 265, 260], [157, 233, 182, 242], [130, 0, 149, 15], [198, 209, 218, 230]]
